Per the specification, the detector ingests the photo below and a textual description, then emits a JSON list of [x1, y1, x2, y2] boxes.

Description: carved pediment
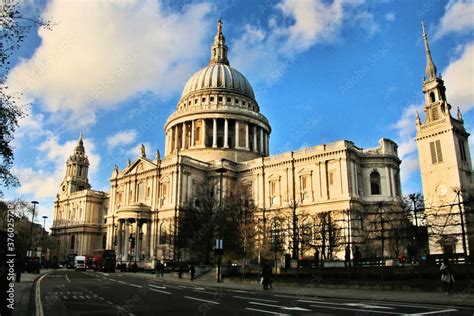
[[267, 173, 281, 181], [123, 158, 157, 176], [298, 168, 313, 175]]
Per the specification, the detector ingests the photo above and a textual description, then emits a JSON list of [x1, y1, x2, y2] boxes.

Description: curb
[[26, 271, 53, 316]]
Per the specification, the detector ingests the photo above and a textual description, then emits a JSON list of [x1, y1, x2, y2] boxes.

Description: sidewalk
[[13, 270, 50, 316], [131, 271, 474, 308]]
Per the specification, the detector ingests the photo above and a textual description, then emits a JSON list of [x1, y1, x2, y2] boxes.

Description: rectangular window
[[435, 140, 443, 163], [459, 138, 467, 161], [431, 107, 439, 121], [269, 180, 277, 205], [301, 176, 308, 201], [430, 140, 443, 164]]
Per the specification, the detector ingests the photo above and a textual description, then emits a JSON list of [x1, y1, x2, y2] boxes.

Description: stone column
[[173, 126, 178, 153], [135, 220, 140, 260], [117, 220, 123, 259], [212, 118, 217, 148], [202, 119, 206, 148], [124, 221, 129, 261], [191, 120, 195, 148], [182, 122, 187, 149], [245, 123, 249, 150], [253, 125, 257, 152], [235, 121, 240, 149], [224, 119, 229, 148], [260, 128, 264, 154], [145, 220, 151, 259], [266, 133, 270, 155]]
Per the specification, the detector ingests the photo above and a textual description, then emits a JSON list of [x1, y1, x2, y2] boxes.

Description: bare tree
[[0, 3, 52, 195]]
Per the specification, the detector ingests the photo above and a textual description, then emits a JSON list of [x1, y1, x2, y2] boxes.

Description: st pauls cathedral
[[51, 21, 473, 265]]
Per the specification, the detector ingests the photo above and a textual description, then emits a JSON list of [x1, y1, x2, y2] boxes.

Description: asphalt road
[[34, 270, 474, 315]]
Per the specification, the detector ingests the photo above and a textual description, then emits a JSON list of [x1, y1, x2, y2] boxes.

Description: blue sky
[[4, 0, 474, 230]]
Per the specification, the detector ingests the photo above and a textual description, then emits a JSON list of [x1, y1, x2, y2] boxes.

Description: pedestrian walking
[[189, 265, 196, 281], [353, 246, 361, 266], [155, 261, 161, 278], [440, 257, 455, 294], [314, 249, 320, 268], [344, 246, 351, 268], [261, 263, 272, 290]]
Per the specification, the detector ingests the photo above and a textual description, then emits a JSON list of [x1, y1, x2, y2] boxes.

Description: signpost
[[215, 239, 223, 282]]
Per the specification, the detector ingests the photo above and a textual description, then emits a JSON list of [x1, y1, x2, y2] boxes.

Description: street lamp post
[[41, 215, 48, 264], [215, 159, 227, 283], [28, 201, 39, 258]]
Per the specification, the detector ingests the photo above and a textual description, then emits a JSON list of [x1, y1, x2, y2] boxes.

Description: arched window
[[70, 235, 75, 250], [430, 92, 436, 103], [159, 224, 168, 244], [370, 171, 381, 195]]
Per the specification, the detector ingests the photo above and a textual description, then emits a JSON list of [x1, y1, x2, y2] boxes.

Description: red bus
[[92, 249, 116, 272]]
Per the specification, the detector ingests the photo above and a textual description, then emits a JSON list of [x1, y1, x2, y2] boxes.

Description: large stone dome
[[164, 20, 271, 163], [181, 63, 255, 100]]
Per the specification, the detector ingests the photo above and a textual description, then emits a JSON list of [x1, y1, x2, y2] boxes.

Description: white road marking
[[405, 309, 458, 315], [117, 281, 127, 284], [65, 274, 71, 283], [233, 296, 278, 303], [345, 303, 395, 309], [129, 284, 143, 288], [150, 288, 172, 295], [107, 301, 113, 305], [149, 284, 167, 289], [62, 295, 68, 300], [249, 302, 311, 312], [310, 304, 401, 314], [245, 307, 289, 315], [72, 295, 78, 299], [297, 299, 324, 303], [100, 272, 110, 276], [193, 290, 219, 295], [79, 295, 84, 300], [184, 296, 220, 305]]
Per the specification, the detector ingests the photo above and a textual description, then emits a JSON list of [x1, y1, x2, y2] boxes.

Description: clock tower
[[59, 133, 91, 196], [416, 23, 473, 256]]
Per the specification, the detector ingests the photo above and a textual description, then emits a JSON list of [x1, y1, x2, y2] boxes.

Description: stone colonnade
[[107, 215, 152, 262], [165, 118, 269, 156]]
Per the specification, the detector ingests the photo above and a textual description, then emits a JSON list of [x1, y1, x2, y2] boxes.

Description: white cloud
[[435, 0, 474, 39], [8, 0, 212, 127], [392, 103, 423, 190], [384, 12, 395, 22], [14, 135, 101, 199], [231, 0, 375, 88], [443, 42, 474, 112], [106, 130, 137, 150]]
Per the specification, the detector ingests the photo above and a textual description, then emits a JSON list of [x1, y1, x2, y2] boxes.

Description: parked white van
[[75, 256, 86, 271]]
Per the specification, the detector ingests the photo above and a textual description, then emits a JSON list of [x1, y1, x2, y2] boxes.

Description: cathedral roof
[[179, 20, 255, 101]]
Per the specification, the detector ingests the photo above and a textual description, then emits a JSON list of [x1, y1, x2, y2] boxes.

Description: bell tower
[[416, 22, 473, 256], [60, 133, 91, 195]]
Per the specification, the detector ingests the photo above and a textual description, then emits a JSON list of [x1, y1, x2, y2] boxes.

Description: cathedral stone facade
[[53, 21, 471, 265]]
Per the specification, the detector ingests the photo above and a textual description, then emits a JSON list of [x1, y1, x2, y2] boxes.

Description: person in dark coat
[[261, 263, 272, 290], [440, 257, 455, 294], [15, 250, 24, 282], [344, 246, 351, 268], [353, 246, 362, 266], [189, 265, 196, 281]]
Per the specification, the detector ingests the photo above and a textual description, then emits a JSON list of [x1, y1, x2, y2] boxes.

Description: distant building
[[51, 134, 109, 261], [416, 23, 473, 257]]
